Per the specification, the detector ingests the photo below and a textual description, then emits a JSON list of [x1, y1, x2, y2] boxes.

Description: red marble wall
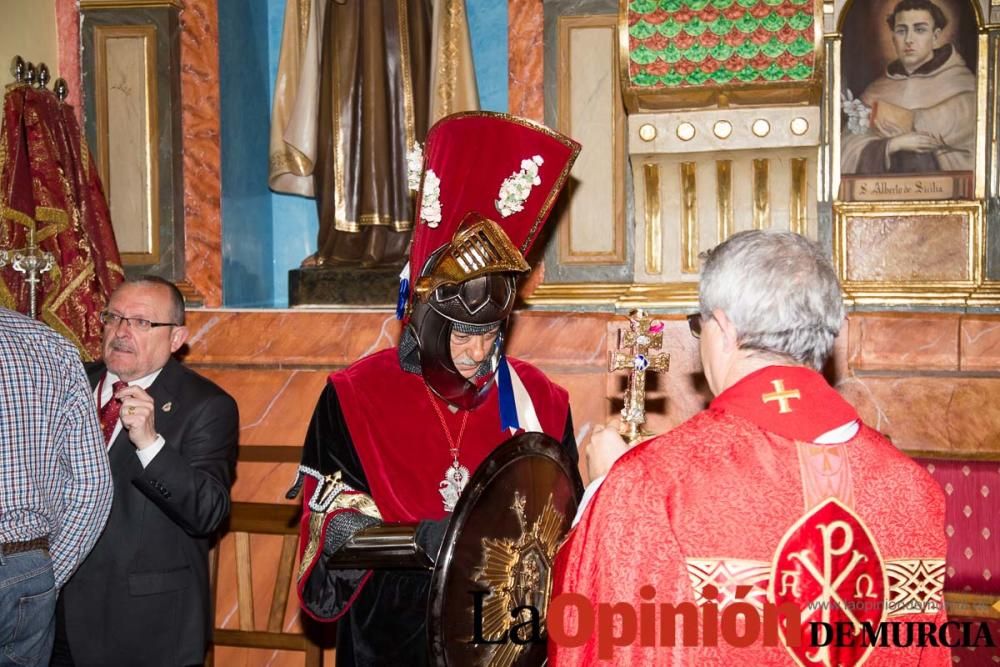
[[508, 0, 544, 123], [179, 0, 223, 306], [54, 0, 81, 117]]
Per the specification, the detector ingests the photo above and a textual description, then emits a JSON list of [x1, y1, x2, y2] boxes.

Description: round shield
[[428, 432, 583, 667]]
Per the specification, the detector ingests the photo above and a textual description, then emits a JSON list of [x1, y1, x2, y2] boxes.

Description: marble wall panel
[[845, 215, 971, 282], [197, 367, 327, 457], [505, 311, 612, 367], [960, 316, 1000, 372], [184, 311, 400, 367], [508, 0, 544, 122], [837, 376, 1000, 456], [847, 314, 960, 371], [179, 0, 223, 305]]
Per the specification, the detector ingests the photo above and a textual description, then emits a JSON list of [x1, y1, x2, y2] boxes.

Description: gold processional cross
[[609, 308, 670, 444]]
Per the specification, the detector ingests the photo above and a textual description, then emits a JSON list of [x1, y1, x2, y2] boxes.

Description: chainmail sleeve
[[288, 382, 384, 621]]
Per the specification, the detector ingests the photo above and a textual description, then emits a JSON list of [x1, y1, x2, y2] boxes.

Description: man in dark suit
[[53, 276, 238, 667]]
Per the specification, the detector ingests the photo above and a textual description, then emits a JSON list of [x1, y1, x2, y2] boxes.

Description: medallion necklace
[[424, 383, 471, 512]]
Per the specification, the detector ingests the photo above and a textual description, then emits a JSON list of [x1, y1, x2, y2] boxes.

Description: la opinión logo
[[470, 586, 995, 660]]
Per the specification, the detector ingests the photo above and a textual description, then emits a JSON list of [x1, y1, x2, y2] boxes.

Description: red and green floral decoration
[[627, 0, 816, 89]]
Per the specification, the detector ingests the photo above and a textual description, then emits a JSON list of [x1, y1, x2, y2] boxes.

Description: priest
[[550, 231, 950, 666]]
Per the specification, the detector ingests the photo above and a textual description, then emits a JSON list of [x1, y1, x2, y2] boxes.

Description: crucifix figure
[[609, 308, 670, 444]]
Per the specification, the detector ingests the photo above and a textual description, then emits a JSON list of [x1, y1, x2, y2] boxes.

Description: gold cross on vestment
[[762, 379, 801, 414], [609, 308, 670, 444]]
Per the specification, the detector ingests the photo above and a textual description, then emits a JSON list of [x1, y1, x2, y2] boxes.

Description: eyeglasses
[[687, 313, 703, 339], [100, 311, 178, 332]]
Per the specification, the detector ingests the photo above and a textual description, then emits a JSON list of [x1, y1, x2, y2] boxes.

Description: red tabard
[[331, 348, 570, 522]]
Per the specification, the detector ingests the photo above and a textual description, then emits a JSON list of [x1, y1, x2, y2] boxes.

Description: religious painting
[[839, 0, 979, 201]]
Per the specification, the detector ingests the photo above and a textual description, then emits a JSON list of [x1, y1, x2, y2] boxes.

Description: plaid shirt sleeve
[[49, 348, 114, 587]]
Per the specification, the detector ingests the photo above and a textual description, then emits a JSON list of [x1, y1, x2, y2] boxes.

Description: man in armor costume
[[289, 112, 581, 666]]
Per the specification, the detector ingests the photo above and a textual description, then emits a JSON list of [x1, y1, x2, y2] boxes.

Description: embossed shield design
[[428, 432, 583, 667], [770, 498, 887, 667]]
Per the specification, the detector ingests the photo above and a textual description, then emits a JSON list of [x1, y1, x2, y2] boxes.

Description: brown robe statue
[[270, 0, 479, 269], [315, 0, 430, 267]]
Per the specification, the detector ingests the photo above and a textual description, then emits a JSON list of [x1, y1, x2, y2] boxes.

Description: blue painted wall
[[266, 0, 318, 307], [218, 0, 275, 307], [220, 0, 509, 307], [468, 0, 508, 113]]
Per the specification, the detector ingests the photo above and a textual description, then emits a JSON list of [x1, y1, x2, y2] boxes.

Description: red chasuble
[[551, 366, 949, 666], [331, 348, 569, 522]]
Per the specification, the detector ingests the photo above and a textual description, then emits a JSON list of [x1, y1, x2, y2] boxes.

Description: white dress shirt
[[96, 368, 166, 468]]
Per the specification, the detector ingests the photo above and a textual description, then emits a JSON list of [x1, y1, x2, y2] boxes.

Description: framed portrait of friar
[[838, 0, 980, 201]]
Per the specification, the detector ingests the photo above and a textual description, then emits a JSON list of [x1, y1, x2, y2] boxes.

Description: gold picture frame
[[832, 200, 986, 305]]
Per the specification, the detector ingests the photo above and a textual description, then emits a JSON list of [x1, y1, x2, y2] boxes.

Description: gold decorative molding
[[527, 274, 1000, 310], [826, 36, 841, 203], [643, 163, 661, 275], [975, 33, 988, 200], [833, 201, 985, 306], [966, 282, 1000, 308], [680, 162, 698, 274], [752, 159, 770, 230], [526, 282, 698, 309], [991, 35, 999, 198], [716, 160, 733, 243], [81, 0, 182, 8], [790, 158, 808, 235]]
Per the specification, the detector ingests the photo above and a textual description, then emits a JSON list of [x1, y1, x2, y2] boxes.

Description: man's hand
[[887, 132, 941, 155], [116, 385, 159, 449], [585, 421, 629, 481]]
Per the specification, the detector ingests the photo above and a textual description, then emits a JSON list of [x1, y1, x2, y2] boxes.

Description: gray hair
[[120, 275, 186, 325], [699, 230, 845, 369]]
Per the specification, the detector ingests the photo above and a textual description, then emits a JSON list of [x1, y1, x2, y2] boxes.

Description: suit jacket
[[60, 357, 238, 666]]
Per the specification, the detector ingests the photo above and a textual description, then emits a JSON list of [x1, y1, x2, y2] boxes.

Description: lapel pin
[[162, 402, 172, 413]]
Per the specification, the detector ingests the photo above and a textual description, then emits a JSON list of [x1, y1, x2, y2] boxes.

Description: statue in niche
[[270, 0, 479, 271], [840, 0, 977, 178]]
